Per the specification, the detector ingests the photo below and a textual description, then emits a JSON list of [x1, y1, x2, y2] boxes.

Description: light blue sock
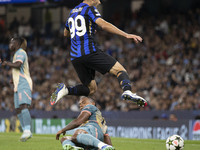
[[76, 134, 101, 148], [21, 109, 31, 131], [62, 139, 76, 147], [17, 113, 24, 131]]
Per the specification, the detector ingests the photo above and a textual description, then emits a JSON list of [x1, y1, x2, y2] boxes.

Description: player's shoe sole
[[122, 90, 147, 107], [63, 144, 84, 150], [50, 83, 67, 105]]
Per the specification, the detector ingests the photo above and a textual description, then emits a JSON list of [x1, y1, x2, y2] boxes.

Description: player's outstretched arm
[[56, 112, 90, 140], [0, 60, 22, 69], [95, 18, 142, 43]]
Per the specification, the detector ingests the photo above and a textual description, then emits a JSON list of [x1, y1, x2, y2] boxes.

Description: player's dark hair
[[80, 96, 95, 104], [11, 36, 24, 46]]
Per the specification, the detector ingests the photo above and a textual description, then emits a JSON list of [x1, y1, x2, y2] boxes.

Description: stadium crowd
[[0, 7, 200, 112]]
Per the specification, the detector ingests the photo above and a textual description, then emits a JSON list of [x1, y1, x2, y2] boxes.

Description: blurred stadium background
[[0, 0, 200, 143]]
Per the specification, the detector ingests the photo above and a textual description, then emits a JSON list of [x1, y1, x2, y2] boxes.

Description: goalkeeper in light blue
[[56, 96, 115, 150], [0, 36, 32, 142]]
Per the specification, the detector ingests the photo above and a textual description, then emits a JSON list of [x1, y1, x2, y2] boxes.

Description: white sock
[[64, 87, 69, 95], [24, 130, 31, 133], [97, 142, 107, 149]]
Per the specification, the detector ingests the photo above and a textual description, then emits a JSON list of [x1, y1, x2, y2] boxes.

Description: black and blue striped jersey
[[65, 3, 101, 60]]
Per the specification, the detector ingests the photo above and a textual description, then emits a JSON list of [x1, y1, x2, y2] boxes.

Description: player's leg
[[14, 92, 25, 131], [50, 57, 96, 105], [109, 61, 147, 106], [20, 104, 31, 131], [85, 50, 147, 106], [72, 128, 115, 150], [18, 89, 32, 142], [19, 104, 32, 142], [61, 136, 84, 150], [16, 108, 24, 131], [109, 62, 131, 91]]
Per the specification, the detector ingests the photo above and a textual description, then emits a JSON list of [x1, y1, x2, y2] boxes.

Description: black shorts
[[72, 50, 117, 86]]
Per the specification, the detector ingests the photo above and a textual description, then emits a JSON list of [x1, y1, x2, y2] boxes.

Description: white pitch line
[[1, 134, 200, 147]]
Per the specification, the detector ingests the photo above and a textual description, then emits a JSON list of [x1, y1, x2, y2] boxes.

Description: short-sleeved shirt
[[80, 104, 107, 134], [12, 48, 32, 92], [65, 2, 102, 60]]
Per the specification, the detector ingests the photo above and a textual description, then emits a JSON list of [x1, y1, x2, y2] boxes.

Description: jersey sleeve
[[15, 50, 26, 64], [81, 104, 97, 116], [65, 20, 69, 31], [88, 6, 101, 22], [65, 12, 72, 31]]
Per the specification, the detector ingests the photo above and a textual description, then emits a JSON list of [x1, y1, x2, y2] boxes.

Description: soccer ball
[[166, 135, 184, 150]]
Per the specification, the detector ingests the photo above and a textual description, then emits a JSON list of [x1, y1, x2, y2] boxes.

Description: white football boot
[[20, 130, 32, 142], [63, 144, 84, 150], [50, 83, 68, 105], [101, 145, 115, 150], [122, 90, 147, 107]]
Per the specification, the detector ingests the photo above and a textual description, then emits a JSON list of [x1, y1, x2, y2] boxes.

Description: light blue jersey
[[77, 104, 107, 141], [12, 48, 32, 108], [12, 48, 32, 92], [80, 104, 107, 134], [73, 104, 108, 150]]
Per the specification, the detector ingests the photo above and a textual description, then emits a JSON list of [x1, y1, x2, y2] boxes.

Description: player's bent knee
[[110, 62, 126, 76], [89, 87, 97, 95], [60, 136, 72, 144], [88, 81, 97, 95], [71, 129, 88, 142]]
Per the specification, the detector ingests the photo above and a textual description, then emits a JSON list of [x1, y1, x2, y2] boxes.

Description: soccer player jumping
[[50, 0, 147, 107]]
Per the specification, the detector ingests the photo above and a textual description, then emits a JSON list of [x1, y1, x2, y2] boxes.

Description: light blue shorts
[[77, 123, 104, 141], [76, 124, 104, 150], [14, 89, 32, 108]]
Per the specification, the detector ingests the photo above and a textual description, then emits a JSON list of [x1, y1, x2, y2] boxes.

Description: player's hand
[[56, 130, 62, 140], [126, 34, 143, 44], [56, 130, 66, 140], [1, 60, 8, 66]]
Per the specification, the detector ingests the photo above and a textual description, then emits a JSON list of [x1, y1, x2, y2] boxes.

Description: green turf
[[0, 132, 200, 150]]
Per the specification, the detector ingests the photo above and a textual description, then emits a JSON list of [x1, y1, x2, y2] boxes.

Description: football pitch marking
[[1, 133, 200, 147]]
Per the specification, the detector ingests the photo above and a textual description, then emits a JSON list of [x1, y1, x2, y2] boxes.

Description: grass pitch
[[0, 132, 200, 150]]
